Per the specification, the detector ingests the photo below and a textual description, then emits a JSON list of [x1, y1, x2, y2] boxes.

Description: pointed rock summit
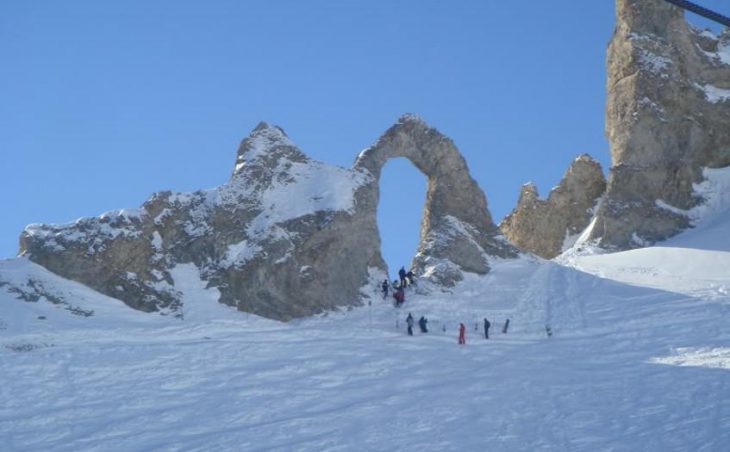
[[232, 121, 305, 176]]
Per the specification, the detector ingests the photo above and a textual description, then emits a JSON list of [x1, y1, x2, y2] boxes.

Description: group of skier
[[382, 266, 514, 344], [402, 315, 511, 344], [405, 313, 429, 336], [382, 266, 417, 308]]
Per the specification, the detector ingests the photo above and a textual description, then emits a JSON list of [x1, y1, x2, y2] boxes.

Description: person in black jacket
[[406, 313, 414, 336], [381, 279, 389, 299], [419, 316, 428, 333], [483, 318, 491, 339], [398, 267, 407, 288]]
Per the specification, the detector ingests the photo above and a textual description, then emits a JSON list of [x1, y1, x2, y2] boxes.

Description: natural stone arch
[[353, 115, 518, 285]]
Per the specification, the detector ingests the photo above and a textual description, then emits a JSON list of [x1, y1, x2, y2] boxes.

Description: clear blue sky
[[1, 1, 726, 273]]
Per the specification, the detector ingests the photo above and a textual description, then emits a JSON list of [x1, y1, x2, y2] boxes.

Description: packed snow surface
[[2, 168, 730, 450]]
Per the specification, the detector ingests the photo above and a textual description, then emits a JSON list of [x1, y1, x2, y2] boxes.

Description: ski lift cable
[[662, 0, 730, 28]]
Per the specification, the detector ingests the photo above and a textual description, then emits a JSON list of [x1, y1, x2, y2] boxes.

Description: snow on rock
[[233, 121, 296, 172], [221, 240, 262, 268], [720, 41, 730, 65], [653, 166, 730, 226], [699, 30, 730, 65], [246, 160, 371, 236], [695, 83, 730, 103]]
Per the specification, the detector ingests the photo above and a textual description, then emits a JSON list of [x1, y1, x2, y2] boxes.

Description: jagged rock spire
[[501, 155, 606, 259]]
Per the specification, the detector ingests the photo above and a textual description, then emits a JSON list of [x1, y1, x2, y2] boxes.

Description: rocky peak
[[396, 112, 429, 127], [563, 154, 606, 194], [517, 183, 539, 205], [232, 122, 308, 177], [501, 155, 606, 259], [614, 0, 683, 37], [588, 0, 730, 250]]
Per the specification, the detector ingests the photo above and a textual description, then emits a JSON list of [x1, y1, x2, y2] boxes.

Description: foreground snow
[[1, 248, 729, 451], [3, 164, 730, 450]]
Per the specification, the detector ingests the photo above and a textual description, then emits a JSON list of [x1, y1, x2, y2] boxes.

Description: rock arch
[[353, 115, 518, 285]]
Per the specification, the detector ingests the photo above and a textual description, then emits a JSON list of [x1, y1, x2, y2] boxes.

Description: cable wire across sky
[[663, 0, 730, 27]]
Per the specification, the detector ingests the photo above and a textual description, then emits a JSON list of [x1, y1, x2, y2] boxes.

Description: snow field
[[2, 247, 729, 450]]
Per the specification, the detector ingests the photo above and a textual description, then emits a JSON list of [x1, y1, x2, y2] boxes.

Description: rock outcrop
[[589, 0, 730, 249], [21, 122, 376, 320], [355, 115, 519, 284], [500, 155, 606, 259], [18, 115, 517, 320]]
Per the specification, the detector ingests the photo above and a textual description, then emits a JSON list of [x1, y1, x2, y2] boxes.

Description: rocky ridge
[[13, 116, 518, 320]]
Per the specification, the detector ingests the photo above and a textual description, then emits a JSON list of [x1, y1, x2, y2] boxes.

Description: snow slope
[[2, 168, 730, 450], [561, 167, 730, 300]]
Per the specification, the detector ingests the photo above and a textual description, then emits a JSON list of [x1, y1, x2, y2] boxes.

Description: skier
[[545, 325, 553, 338], [398, 267, 407, 288], [458, 322, 466, 345], [484, 318, 491, 339], [381, 279, 389, 300], [406, 313, 414, 336], [406, 269, 416, 286], [393, 287, 405, 307], [502, 318, 510, 334], [419, 316, 428, 333]]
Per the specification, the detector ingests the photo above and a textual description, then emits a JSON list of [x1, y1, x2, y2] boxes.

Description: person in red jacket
[[393, 287, 405, 307], [458, 323, 466, 345]]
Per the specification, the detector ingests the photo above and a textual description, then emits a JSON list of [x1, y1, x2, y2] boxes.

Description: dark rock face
[[591, 0, 730, 249], [500, 155, 606, 259], [19, 116, 517, 320]]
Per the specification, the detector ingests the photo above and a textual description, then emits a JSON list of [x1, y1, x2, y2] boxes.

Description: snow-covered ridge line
[[23, 145, 371, 250]]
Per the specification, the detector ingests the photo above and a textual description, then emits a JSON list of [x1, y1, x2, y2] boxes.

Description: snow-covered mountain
[[13, 115, 517, 321], [2, 163, 729, 449], [2, 0, 729, 448]]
